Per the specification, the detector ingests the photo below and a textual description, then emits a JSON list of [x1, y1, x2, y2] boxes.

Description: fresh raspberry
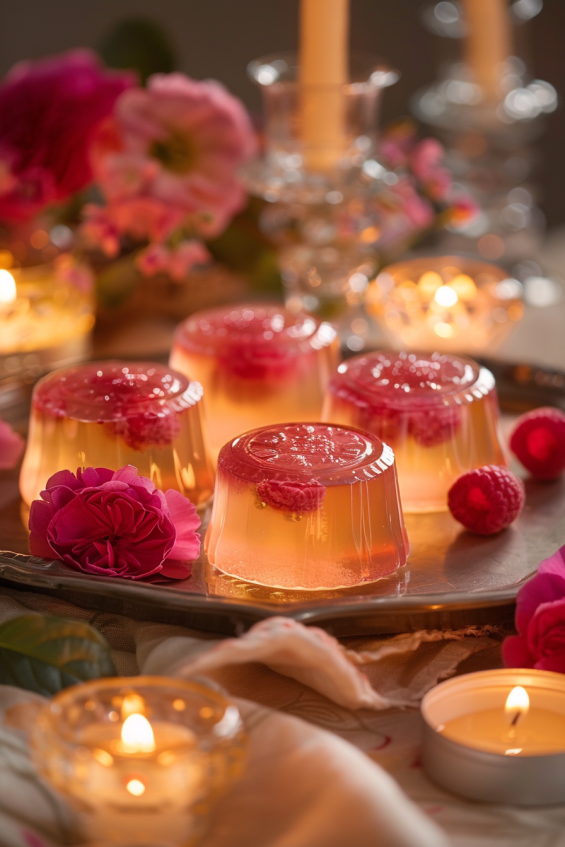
[[510, 407, 565, 480], [448, 465, 525, 535], [256, 479, 325, 513], [109, 410, 180, 451], [409, 406, 461, 448]]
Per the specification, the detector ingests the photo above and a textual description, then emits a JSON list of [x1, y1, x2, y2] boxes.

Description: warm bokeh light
[[126, 778, 146, 796], [0, 269, 16, 305], [418, 271, 442, 300], [121, 693, 146, 719], [434, 285, 459, 307], [121, 713, 156, 753]]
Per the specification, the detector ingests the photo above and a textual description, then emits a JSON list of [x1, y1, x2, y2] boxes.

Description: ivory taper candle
[[462, 0, 512, 101], [299, 0, 349, 170]]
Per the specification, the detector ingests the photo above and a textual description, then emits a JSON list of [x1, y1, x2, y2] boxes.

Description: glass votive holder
[[366, 256, 524, 355], [205, 422, 409, 590], [0, 260, 94, 383], [30, 676, 246, 846], [322, 350, 506, 512], [169, 304, 341, 465], [19, 361, 214, 509]]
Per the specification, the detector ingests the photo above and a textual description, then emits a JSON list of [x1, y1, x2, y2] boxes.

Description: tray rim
[[0, 549, 527, 630]]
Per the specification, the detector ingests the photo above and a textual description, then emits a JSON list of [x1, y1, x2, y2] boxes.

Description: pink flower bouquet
[[503, 545, 565, 673], [29, 466, 200, 580]]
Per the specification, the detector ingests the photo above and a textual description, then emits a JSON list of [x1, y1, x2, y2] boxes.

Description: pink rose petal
[[0, 418, 24, 469]]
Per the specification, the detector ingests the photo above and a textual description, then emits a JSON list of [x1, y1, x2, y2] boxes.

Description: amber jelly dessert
[[169, 304, 340, 464], [20, 361, 214, 508], [322, 351, 506, 513], [205, 422, 408, 590]]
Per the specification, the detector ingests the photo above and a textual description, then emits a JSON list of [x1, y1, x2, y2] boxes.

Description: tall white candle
[[299, 0, 350, 170], [462, 0, 512, 101]]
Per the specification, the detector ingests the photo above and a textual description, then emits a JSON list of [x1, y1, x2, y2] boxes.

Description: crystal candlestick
[[170, 304, 340, 464], [413, 1, 557, 264], [205, 422, 408, 590], [31, 676, 246, 846], [20, 361, 214, 508], [323, 350, 506, 512], [243, 53, 398, 347]]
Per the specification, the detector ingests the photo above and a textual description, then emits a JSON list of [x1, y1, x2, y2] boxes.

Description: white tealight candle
[[421, 669, 565, 805]]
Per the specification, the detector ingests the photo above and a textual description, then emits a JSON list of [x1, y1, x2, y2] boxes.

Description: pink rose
[[0, 50, 134, 223], [0, 415, 24, 469], [502, 545, 565, 673], [89, 72, 257, 243], [29, 466, 200, 580]]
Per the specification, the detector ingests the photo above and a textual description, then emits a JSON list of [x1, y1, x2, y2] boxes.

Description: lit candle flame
[[505, 685, 530, 727], [121, 713, 155, 753], [0, 269, 16, 305]]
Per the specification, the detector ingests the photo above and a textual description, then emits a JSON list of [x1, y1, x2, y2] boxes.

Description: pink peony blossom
[[135, 239, 210, 281], [0, 50, 134, 223], [502, 545, 565, 673], [29, 465, 200, 580], [0, 416, 24, 469], [410, 138, 452, 202], [90, 72, 258, 244]]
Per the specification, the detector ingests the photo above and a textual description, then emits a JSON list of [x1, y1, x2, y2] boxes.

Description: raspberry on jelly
[[510, 406, 565, 480], [448, 465, 525, 535], [256, 479, 325, 514]]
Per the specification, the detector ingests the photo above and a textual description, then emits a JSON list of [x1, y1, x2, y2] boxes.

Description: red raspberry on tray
[[510, 406, 565, 480], [448, 465, 525, 535]]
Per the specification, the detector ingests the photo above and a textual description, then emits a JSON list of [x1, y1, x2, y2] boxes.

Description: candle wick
[[511, 710, 521, 727]]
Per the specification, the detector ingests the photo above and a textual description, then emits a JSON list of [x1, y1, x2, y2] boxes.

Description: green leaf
[[0, 614, 116, 697], [98, 18, 177, 84]]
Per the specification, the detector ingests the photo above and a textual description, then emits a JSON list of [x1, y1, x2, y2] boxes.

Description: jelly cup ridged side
[[20, 364, 215, 509], [322, 364, 506, 513], [205, 429, 408, 591]]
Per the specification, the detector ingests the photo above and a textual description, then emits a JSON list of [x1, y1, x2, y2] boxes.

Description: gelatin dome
[[322, 351, 506, 512], [205, 422, 408, 590], [20, 361, 214, 508], [169, 304, 340, 464]]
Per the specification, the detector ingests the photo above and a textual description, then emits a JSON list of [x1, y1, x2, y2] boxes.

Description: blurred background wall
[[0, 0, 563, 226]]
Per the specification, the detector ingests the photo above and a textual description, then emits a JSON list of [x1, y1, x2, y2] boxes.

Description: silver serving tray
[[0, 357, 564, 636]]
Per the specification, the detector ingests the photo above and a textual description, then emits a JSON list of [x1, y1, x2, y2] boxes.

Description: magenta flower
[[502, 545, 565, 673], [0, 50, 134, 223], [0, 415, 24, 469], [29, 466, 200, 580], [89, 72, 257, 245]]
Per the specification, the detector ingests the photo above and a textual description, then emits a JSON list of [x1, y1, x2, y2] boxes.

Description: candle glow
[[0, 269, 16, 305], [505, 686, 530, 727]]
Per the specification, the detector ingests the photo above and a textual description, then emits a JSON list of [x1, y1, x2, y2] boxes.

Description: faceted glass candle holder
[[30, 676, 246, 846], [323, 351, 506, 512], [0, 261, 94, 383], [170, 304, 340, 464], [20, 361, 214, 508], [205, 422, 408, 590], [366, 256, 524, 355]]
